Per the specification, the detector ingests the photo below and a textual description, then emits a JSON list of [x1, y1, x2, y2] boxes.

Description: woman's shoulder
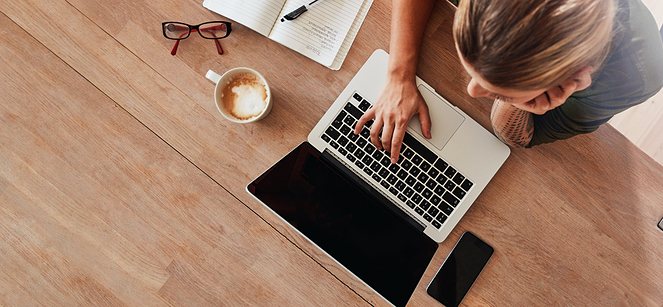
[[591, 0, 663, 102]]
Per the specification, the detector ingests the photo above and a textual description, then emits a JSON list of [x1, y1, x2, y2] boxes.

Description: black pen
[[281, 0, 323, 22]]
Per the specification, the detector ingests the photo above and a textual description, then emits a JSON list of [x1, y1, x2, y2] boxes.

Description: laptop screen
[[248, 142, 438, 306]]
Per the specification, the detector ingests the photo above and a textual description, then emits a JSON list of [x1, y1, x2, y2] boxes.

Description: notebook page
[[329, 0, 372, 70], [268, 0, 363, 67], [203, 0, 287, 37]]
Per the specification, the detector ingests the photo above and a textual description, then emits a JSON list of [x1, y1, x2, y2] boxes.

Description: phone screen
[[427, 232, 493, 307]]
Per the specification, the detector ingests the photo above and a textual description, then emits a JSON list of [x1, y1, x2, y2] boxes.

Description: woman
[[355, 0, 663, 164]]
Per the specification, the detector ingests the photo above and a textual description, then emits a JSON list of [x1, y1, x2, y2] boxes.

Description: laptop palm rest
[[408, 85, 465, 151]]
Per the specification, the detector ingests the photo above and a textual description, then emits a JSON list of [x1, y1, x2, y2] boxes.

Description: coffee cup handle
[[205, 70, 222, 84]]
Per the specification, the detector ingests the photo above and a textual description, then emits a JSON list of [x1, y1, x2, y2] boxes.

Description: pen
[[281, 0, 322, 22]]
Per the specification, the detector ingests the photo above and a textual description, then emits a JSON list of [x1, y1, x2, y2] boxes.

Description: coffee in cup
[[206, 68, 272, 123], [220, 73, 268, 120]]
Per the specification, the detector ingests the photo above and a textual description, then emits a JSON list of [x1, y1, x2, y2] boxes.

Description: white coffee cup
[[206, 67, 272, 123]]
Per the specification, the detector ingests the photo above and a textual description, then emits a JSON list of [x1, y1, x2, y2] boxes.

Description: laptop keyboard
[[320, 92, 474, 230]]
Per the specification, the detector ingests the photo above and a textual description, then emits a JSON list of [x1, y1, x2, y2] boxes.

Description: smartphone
[[426, 232, 494, 307]]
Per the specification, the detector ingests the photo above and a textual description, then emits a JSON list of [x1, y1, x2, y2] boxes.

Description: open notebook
[[203, 0, 373, 70]]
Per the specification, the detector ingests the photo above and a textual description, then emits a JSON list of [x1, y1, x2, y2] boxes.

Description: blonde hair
[[453, 0, 617, 90]]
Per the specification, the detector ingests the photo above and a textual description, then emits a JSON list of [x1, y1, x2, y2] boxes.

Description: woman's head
[[453, 0, 616, 103]]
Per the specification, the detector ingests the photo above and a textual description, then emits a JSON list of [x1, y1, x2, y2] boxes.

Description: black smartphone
[[426, 232, 493, 307]]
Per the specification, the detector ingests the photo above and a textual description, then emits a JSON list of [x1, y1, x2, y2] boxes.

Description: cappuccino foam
[[221, 73, 268, 120]]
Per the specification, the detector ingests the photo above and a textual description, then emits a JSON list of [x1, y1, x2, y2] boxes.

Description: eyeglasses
[[162, 21, 232, 56]]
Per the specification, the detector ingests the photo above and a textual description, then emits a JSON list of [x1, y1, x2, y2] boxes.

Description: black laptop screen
[[248, 142, 438, 306]]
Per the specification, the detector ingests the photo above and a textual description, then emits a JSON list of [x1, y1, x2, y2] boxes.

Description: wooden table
[[1, 0, 662, 305]]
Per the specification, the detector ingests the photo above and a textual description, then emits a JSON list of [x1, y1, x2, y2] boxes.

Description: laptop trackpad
[[408, 85, 465, 151]]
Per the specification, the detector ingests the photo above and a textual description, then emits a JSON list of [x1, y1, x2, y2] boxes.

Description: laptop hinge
[[321, 149, 426, 232]]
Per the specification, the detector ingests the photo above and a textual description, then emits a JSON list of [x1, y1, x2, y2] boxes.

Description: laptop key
[[380, 156, 391, 167], [405, 176, 417, 186], [420, 161, 431, 172], [403, 148, 414, 159], [410, 166, 421, 177], [362, 155, 373, 166], [444, 166, 457, 178], [330, 141, 339, 149], [389, 187, 399, 196], [420, 200, 431, 210], [440, 201, 454, 215], [400, 160, 412, 171], [426, 178, 437, 190], [431, 195, 441, 206], [403, 133, 437, 163], [372, 173, 381, 182], [436, 212, 448, 223], [387, 174, 398, 185], [423, 214, 433, 222], [422, 188, 433, 199], [359, 99, 371, 111], [406, 201, 416, 209], [453, 187, 467, 199], [353, 93, 363, 101], [453, 173, 465, 185], [344, 103, 363, 119], [354, 149, 365, 160], [340, 125, 351, 135], [444, 181, 456, 192], [321, 134, 331, 143], [436, 174, 447, 185], [443, 192, 460, 207], [434, 159, 448, 172], [338, 136, 349, 146], [380, 180, 390, 189], [326, 127, 340, 140], [365, 143, 376, 155], [346, 143, 357, 153], [434, 185, 445, 195], [348, 133, 359, 142], [397, 194, 407, 202], [356, 138, 367, 148], [429, 167, 439, 178], [389, 164, 400, 174], [412, 194, 423, 204], [343, 116, 355, 126], [432, 220, 442, 229], [332, 119, 343, 129], [414, 182, 425, 193], [370, 161, 381, 172], [415, 207, 425, 216], [404, 187, 414, 197], [361, 128, 370, 138], [355, 160, 364, 169], [395, 181, 406, 191], [363, 167, 373, 176], [347, 155, 356, 162], [338, 147, 348, 156], [461, 179, 474, 191], [428, 206, 439, 217], [411, 155, 423, 166], [372, 150, 382, 160], [379, 168, 390, 179], [417, 173, 429, 184], [397, 169, 408, 180]]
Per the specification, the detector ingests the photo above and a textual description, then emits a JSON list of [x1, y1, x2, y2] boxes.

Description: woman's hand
[[354, 78, 432, 164], [513, 67, 593, 115]]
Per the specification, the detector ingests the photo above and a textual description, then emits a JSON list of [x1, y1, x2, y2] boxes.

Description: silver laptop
[[308, 49, 510, 243]]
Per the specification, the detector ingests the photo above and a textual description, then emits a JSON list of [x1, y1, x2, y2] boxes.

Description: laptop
[[247, 49, 509, 305]]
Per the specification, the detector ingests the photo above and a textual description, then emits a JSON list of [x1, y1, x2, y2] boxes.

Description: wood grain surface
[[1, 0, 662, 306]]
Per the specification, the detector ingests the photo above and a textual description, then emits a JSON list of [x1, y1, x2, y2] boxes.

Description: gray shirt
[[529, 0, 663, 146]]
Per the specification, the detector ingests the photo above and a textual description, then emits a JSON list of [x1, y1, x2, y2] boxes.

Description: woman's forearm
[[388, 0, 435, 81], [490, 100, 534, 147]]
